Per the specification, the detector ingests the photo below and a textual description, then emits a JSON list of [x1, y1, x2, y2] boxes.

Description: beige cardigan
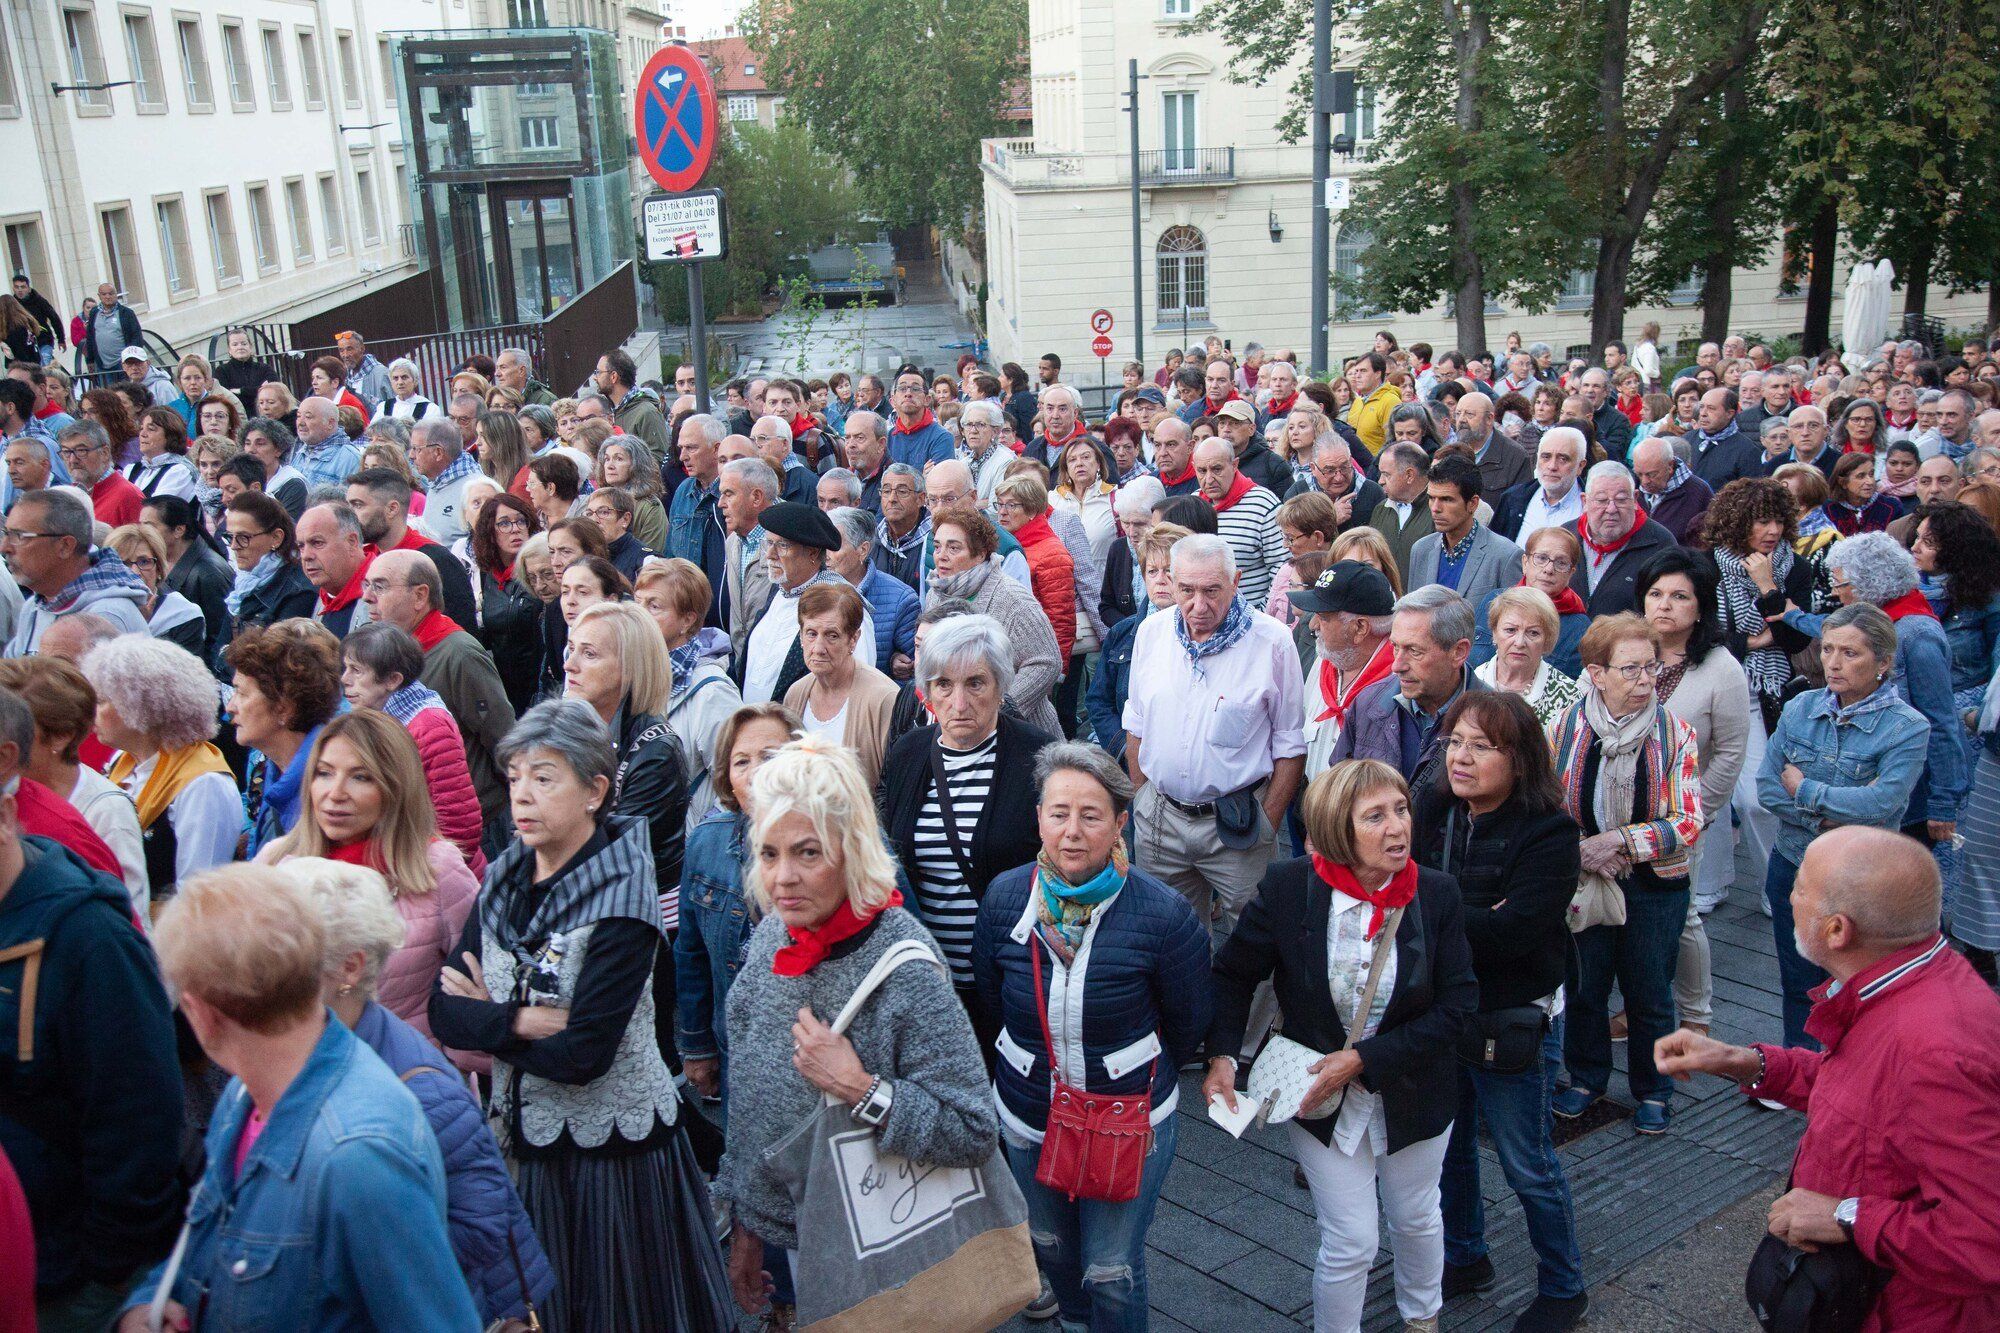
[[784, 659, 902, 789]]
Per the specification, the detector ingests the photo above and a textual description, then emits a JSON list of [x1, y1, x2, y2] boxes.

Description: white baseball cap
[[120, 346, 150, 363]]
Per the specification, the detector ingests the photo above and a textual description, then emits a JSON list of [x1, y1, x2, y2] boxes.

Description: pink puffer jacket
[[376, 840, 479, 1048], [407, 703, 487, 878]]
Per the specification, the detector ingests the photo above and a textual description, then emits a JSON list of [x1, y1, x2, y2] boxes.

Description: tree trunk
[[1698, 77, 1748, 344], [1988, 251, 2000, 336], [1801, 198, 1837, 355], [1902, 233, 1932, 320], [1447, 0, 1490, 355]]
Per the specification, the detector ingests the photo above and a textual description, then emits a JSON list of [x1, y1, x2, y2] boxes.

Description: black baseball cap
[[1286, 560, 1397, 616]]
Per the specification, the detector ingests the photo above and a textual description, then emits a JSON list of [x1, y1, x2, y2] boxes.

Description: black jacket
[[1099, 539, 1137, 627], [17, 287, 62, 349], [228, 559, 318, 643], [1591, 401, 1634, 459], [1413, 790, 1577, 1011], [1236, 440, 1295, 498], [881, 713, 1056, 907], [477, 567, 545, 718], [412, 540, 478, 631], [1209, 858, 1478, 1153], [1284, 471, 1386, 534], [166, 540, 235, 662], [606, 532, 646, 584], [213, 357, 275, 408], [1564, 515, 1680, 617], [609, 703, 689, 910], [1689, 426, 1765, 492]]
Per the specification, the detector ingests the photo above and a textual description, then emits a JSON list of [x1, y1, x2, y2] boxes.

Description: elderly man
[[1565, 461, 1677, 615], [343, 466, 476, 628], [817, 467, 862, 512], [958, 399, 1013, 503], [1028, 383, 1096, 471], [52, 421, 137, 528], [883, 368, 954, 469], [1755, 417, 1795, 475], [1151, 416, 1199, 498], [494, 345, 554, 406], [920, 458, 1030, 597], [1493, 424, 1587, 542], [740, 502, 874, 704], [407, 416, 478, 545], [1369, 440, 1436, 581], [1289, 560, 1396, 780], [1973, 408, 2000, 450], [1931, 388, 1977, 463], [120, 348, 176, 407], [331, 331, 391, 407], [297, 501, 372, 638], [871, 463, 928, 592], [1785, 405, 1838, 477], [1411, 453, 1523, 608], [1124, 533, 1304, 946], [2, 438, 50, 514], [361, 549, 515, 831], [81, 282, 143, 374], [717, 456, 778, 655], [830, 505, 918, 678], [1195, 436, 1287, 605], [1689, 387, 1763, 491], [1453, 390, 1533, 495], [1657, 827, 2000, 1331], [749, 414, 816, 506], [1255, 359, 1305, 431], [1330, 584, 1483, 794], [666, 412, 728, 610], [445, 391, 482, 455], [1286, 433, 1383, 533], [1632, 436, 1713, 547], [834, 410, 890, 512], [1177, 357, 1242, 427], [1213, 400, 1293, 496], [3, 489, 149, 655], [594, 349, 670, 456], [1345, 352, 1402, 455], [762, 380, 822, 464], [1494, 350, 1539, 399], [292, 396, 362, 491]]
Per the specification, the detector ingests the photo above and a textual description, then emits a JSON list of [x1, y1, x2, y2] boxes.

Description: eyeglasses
[[1527, 552, 1573, 570], [880, 484, 919, 499], [224, 528, 273, 547], [127, 556, 159, 571], [494, 516, 529, 533], [993, 499, 1025, 514], [1444, 736, 1500, 758], [0, 529, 58, 544], [56, 445, 104, 462], [1604, 660, 1664, 681], [360, 577, 407, 596]]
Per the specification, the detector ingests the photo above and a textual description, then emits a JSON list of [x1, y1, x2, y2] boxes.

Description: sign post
[[634, 44, 720, 404], [1091, 312, 1115, 407]]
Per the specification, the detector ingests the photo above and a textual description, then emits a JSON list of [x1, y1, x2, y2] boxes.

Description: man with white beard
[[1286, 561, 1397, 780]]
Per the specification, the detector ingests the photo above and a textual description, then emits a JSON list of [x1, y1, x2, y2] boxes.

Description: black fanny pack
[[1456, 1005, 1548, 1074], [1745, 1222, 1886, 1332]]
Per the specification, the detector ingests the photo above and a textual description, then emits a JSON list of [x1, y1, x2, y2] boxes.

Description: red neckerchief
[[1881, 588, 1938, 622], [1521, 578, 1588, 617], [1266, 391, 1299, 417], [772, 889, 903, 976], [1210, 470, 1256, 513], [317, 553, 373, 617], [495, 562, 516, 586], [364, 529, 433, 562], [1315, 637, 1393, 724], [1042, 420, 1087, 450], [788, 412, 817, 439], [1158, 461, 1195, 487], [1578, 512, 1642, 560], [1014, 511, 1055, 547], [1887, 411, 1915, 428], [1311, 856, 1417, 941], [1203, 389, 1241, 414], [891, 407, 938, 436], [412, 608, 464, 652], [326, 839, 383, 870]]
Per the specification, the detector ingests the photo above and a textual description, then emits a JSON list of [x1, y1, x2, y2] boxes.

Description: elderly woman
[[378, 356, 438, 420], [295, 857, 554, 1327], [596, 434, 670, 553], [1412, 692, 1586, 1324], [1703, 477, 1816, 730], [517, 532, 557, 605], [1099, 474, 1168, 626], [259, 709, 481, 1044], [926, 506, 1064, 736], [227, 620, 345, 854], [468, 492, 545, 715], [1387, 400, 1444, 456], [1204, 760, 1477, 1333], [883, 614, 1058, 1020], [995, 471, 1079, 673], [122, 866, 482, 1333], [1548, 613, 1703, 1135], [780, 581, 900, 788], [106, 522, 207, 655], [1823, 451, 1900, 535], [240, 416, 309, 517], [1757, 603, 1929, 1048], [253, 378, 300, 438], [339, 622, 488, 875], [635, 559, 740, 828], [1087, 523, 1189, 762], [127, 406, 200, 502], [717, 738, 996, 1326], [973, 742, 1212, 1330], [1473, 586, 1583, 730], [85, 636, 236, 900], [221, 491, 316, 641], [1471, 526, 1588, 677], [429, 701, 733, 1333], [1832, 395, 1885, 457]]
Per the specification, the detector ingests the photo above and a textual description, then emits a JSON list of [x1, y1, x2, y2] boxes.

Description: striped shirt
[[909, 733, 998, 986], [1213, 484, 1288, 605]]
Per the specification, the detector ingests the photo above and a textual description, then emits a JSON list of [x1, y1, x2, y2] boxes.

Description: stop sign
[[1092, 333, 1114, 358]]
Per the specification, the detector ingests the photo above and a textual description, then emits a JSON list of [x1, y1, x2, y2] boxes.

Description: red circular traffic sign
[[634, 46, 717, 193], [1090, 308, 1114, 335], [1092, 333, 1114, 358]]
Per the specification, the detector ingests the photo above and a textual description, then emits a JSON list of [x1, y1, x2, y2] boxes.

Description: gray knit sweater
[[717, 906, 997, 1251]]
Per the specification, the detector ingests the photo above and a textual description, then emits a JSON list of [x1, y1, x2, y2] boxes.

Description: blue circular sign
[[634, 46, 716, 193]]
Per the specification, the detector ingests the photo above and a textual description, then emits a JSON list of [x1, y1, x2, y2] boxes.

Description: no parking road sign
[[635, 45, 717, 193], [643, 190, 728, 263]]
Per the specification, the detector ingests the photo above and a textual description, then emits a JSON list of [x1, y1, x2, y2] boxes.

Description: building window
[[1557, 266, 1595, 310], [1342, 85, 1376, 143], [64, 9, 111, 111], [246, 183, 278, 273], [726, 94, 756, 122], [0, 16, 18, 115], [1156, 224, 1207, 320], [1161, 0, 1193, 18], [378, 36, 396, 104], [285, 177, 313, 260], [203, 189, 240, 283], [175, 18, 212, 109], [336, 31, 360, 106], [507, 0, 549, 25], [1333, 226, 1382, 320], [4, 220, 51, 293], [260, 24, 289, 108], [318, 173, 346, 252], [156, 198, 196, 295], [296, 29, 324, 108], [122, 10, 165, 110], [220, 21, 253, 108], [101, 205, 146, 306], [1161, 90, 1197, 172], [354, 164, 381, 244], [518, 114, 559, 149], [1667, 269, 1702, 305]]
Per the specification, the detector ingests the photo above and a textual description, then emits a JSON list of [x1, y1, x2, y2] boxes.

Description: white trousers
[[1289, 1121, 1449, 1331], [1696, 708, 1776, 910]]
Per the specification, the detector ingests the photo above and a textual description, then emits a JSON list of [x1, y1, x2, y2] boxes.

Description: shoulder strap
[[1340, 906, 1404, 1054], [928, 740, 979, 885], [829, 937, 943, 1036]]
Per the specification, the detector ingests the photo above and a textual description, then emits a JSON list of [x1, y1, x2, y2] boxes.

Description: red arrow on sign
[[1092, 333, 1114, 358]]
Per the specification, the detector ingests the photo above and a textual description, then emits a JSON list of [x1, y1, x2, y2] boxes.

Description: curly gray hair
[[1828, 531, 1919, 606], [81, 636, 222, 751]]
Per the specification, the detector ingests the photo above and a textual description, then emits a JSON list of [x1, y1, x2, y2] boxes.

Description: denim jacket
[[1934, 591, 2000, 697], [674, 809, 753, 1071], [1757, 684, 1931, 864], [123, 1015, 481, 1332], [667, 476, 724, 568]]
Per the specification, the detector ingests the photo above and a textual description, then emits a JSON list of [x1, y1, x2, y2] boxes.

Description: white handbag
[[1244, 906, 1403, 1126]]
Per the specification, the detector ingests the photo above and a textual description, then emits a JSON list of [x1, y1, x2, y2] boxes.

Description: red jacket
[[1014, 513, 1076, 664], [19, 778, 122, 883], [1751, 936, 2000, 1331]]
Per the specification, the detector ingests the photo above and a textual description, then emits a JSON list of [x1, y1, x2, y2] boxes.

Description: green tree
[[745, 0, 1026, 232]]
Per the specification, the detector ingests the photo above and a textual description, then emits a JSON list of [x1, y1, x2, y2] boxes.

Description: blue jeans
[[1764, 853, 1826, 1050], [1442, 1020, 1585, 1298], [1002, 1112, 1178, 1332], [1565, 884, 1689, 1105]]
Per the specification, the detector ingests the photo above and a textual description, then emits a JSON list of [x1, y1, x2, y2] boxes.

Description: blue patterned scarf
[[1175, 595, 1252, 678]]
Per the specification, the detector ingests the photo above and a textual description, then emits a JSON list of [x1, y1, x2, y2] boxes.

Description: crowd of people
[[1, 302, 1998, 1333]]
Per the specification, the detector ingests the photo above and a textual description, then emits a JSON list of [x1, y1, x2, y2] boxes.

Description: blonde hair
[[265, 710, 440, 897], [1329, 527, 1405, 597], [994, 471, 1050, 516], [192, 432, 240, 469], [1300, 760, 1410, 867], [746, 737, 898, 915], [288, 856, 407, 995], [154, 864, 326, 1033], [573, 600, 674, 717], [107, 522, 167, 572], [634, 557, 712, 622], [1135, 520, 1192, 573], [1487, 585, 1559, 642]]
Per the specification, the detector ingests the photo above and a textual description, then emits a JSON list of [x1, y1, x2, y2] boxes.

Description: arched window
[[1156, 225, 1207, 320], [1333, 225, 1381, 321]]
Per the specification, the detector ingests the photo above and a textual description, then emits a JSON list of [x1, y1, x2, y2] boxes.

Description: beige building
[[691, 36, 781, 132], [979, 5, 1989, 372]]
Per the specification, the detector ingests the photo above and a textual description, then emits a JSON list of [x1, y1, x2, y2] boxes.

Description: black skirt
[[514, 1118, 734, 1333]]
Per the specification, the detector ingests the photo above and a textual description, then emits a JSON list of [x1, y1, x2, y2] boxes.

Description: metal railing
[[1137, 148, 1236, 185]]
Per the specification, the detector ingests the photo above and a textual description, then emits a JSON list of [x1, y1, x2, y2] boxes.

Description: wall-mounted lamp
[[1332, 132, 1355, 159], [1268, 210, 1283, 243], [50, 79, 133, 97]]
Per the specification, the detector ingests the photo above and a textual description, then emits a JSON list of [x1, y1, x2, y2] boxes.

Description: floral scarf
[[1175, 595, 1251, 679]]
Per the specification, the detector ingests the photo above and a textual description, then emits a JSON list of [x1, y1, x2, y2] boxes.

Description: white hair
[[914, 613, 1016, 697], [961, 400, 1004, 429], [721, 456, 780, 500], [1040, 384, 1081, 411], [1539, 426, 1587, 463], [1114, 475, 1166, 518], [1170, 532, 1236, 579], [1585, 460, 1636, 493], [387, 357, 419, 379], [754, 414, 794, 446], [746, 738, 900, 916], [286, 858, 407, 993]]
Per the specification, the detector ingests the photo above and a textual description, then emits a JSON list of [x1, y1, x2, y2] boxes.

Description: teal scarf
[[1034, 847, 1129, 962]]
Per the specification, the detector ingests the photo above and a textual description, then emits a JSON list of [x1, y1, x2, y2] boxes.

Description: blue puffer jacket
[[1084, 610, 1142, 758], [353, 1002, 554, 1324], [972, 864, 1213, 1143]]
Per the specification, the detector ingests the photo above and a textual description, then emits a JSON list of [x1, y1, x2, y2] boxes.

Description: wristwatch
[[1835, 1197, 1859, 1240], [852, 1076, 894, 1128]]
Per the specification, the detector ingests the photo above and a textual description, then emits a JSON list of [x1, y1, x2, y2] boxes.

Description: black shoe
[[1442, 1255, 1496, 1299], [1509, 1291, 1588, 1332]]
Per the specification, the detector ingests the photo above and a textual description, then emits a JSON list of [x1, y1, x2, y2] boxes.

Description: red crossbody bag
[[1028, 927, 1155, 1203]]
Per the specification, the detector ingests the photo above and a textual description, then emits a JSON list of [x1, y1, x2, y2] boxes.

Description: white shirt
[[1519, 482, 1583, 538], [69, 767, 147, 924], [1382, 498, 1415, 527], [801, 694, 849, 739], [1122, 608, 1306, 803], [742, 581, 875, 705], [1326, 887, 1396, 1155], [116, 754, 243, 887]]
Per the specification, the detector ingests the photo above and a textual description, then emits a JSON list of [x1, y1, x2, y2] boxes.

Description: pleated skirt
[[1955, 748, 2000, 950], [515, 1120, 735, 1333]]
